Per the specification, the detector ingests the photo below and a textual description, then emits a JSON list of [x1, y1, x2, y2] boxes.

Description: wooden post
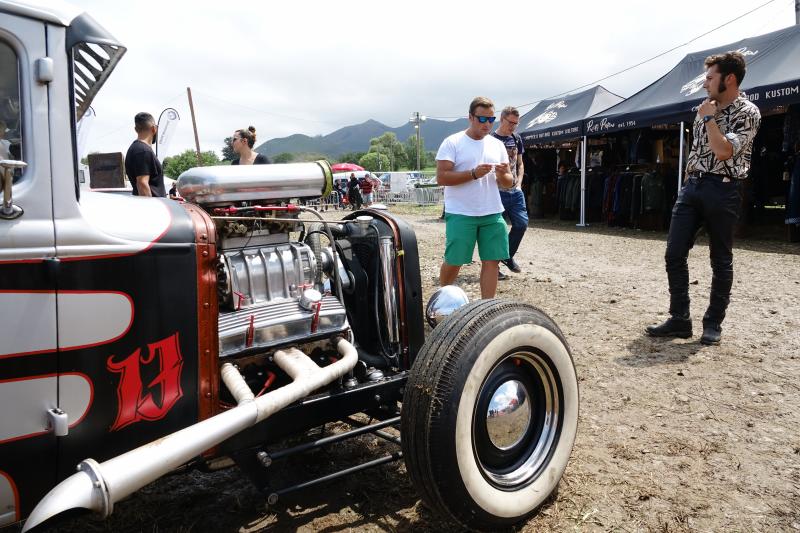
[[187, 87, 202, 166]]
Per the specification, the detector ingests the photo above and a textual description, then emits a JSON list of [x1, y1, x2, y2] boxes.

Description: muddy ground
[[49, 207, 800, 532]]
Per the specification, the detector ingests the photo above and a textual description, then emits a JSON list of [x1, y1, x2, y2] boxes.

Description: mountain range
[[255, 117, 469, 159]]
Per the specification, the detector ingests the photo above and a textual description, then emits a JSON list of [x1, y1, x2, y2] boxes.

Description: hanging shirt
[[686, 93, 761, 180]]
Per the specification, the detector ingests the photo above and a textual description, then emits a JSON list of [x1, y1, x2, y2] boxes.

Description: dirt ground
[[49, 207, 800, 533]]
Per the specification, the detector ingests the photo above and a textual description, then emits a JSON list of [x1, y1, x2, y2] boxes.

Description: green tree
[[163, 149, 221, 178], [290, 152, 328, 163], [358, 152, 390, 172], [425, 150, 436, 170], [368, 132, 406, 171], [404, 135, 431, 171], [336, 151, 366, 165], [272, 152, 295, 164], [221, 137, 236, 161]]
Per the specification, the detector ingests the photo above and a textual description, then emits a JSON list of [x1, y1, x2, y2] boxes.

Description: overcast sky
[[66, 0, 797, 158]]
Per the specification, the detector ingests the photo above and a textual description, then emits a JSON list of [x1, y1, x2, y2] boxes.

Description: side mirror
[[0, 159, 26, 220]]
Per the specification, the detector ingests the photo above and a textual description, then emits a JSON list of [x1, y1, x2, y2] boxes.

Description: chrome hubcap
[[486, 380, 531, 450], [474, 351, 561, 488]]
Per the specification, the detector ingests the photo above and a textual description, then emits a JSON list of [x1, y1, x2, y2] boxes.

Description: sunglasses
[[505, 118, 519, 126], [473, 115, 496, 124]]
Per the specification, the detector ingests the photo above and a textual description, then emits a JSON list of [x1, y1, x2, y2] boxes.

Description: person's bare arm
[[494, 163, 514, 188], [136, 175, 152, 197], [698, 99, 733, 161], [516, 155, 524, 186], [436, 160, 494, 186]]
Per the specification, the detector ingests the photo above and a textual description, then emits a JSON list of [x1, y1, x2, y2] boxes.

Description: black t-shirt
[[232, 153, 271, 165], [125, 140, 166, 197]]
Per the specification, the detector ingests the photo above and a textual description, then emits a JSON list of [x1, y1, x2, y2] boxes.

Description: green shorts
[[444, 212, 509, 266]]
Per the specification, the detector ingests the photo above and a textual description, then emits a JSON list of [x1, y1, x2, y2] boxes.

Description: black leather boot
[[645, 317, 693, 338], [700, 324, 722, 345]]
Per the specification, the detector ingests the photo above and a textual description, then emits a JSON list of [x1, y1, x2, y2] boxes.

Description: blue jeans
[[499, 189, 528, 258]]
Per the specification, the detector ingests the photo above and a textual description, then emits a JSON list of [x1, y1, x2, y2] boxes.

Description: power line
[[417, 1, 781, 122], [511, 0, 781, 110], [753, 0, 796, 34]]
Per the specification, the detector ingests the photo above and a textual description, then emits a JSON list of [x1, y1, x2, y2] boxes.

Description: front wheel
[[401, 299, 579, 531]]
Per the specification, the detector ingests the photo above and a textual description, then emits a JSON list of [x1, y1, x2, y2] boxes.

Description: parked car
[[0, 2, 579, 532]]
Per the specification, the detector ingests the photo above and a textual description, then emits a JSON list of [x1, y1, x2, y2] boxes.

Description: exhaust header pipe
[[22, 338, 358, 531]]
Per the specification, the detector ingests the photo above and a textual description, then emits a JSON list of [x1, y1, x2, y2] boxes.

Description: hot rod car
[[0, 2, 579, 531]]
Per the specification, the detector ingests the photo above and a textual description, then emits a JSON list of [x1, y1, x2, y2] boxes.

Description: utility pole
[[796, 0, 799, 25], [409, 112, 426, 172], [186, 87, 202, 166]]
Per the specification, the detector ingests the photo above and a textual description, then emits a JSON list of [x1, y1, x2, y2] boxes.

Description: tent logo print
[[680, 47, 759, 97], [680, 73, 707, 97], [527, 100, 567, 128]]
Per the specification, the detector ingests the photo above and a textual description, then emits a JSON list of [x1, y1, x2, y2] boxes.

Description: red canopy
[[331, 162, 364, 172]]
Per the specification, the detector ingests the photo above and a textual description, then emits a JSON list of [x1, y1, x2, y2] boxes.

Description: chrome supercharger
[[181, 162, 352, 357]]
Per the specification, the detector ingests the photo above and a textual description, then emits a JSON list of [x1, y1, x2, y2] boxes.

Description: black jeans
[[664, 176, 741, 326]]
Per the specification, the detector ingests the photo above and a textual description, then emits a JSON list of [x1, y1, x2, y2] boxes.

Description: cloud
[[67, 0, 795, 158]]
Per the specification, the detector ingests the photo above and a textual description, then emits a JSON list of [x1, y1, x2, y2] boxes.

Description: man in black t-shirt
[[124, 112, 166, 197]]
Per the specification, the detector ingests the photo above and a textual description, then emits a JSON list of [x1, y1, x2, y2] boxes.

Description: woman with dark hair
[[231, 126, 270, 165]]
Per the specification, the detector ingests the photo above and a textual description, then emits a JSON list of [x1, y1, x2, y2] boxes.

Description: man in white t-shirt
[[436, 96, 514, 299]]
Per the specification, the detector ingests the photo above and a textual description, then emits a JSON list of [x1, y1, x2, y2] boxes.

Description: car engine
[[177, 161, 424, 397]]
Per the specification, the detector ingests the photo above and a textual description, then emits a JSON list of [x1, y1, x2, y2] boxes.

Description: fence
[[374, 185, 443, 206], [306, 181, 445, 211]]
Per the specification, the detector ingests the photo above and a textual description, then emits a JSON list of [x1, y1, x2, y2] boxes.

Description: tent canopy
[[586, 24, 800, 136], [519, 86, 623, 145]]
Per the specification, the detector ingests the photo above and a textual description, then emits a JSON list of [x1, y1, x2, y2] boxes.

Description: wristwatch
[[702, 114, 714, 124]]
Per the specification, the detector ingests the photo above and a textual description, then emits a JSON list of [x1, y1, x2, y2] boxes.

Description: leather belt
[[689, 171, 733, 181]]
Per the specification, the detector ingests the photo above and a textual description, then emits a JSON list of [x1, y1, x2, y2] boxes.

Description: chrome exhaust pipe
[[22, 338, 358, 532]]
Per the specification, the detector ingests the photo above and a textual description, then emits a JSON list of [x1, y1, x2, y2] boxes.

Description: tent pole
[[678, 121, 685, 189], [577, 136, 588, 228]]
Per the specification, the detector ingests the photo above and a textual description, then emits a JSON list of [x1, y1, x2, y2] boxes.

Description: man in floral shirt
[[647, 51, 761, 345]]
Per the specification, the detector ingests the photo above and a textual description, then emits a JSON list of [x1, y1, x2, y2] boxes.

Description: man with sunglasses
[[435, 96, 514, 299], [492, 106, 527, 278]]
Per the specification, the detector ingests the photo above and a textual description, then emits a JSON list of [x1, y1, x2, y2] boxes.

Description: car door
[[0, 12, 59, 527]]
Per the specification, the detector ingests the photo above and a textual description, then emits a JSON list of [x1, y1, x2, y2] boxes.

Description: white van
[[378, 171, 416, 192]]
